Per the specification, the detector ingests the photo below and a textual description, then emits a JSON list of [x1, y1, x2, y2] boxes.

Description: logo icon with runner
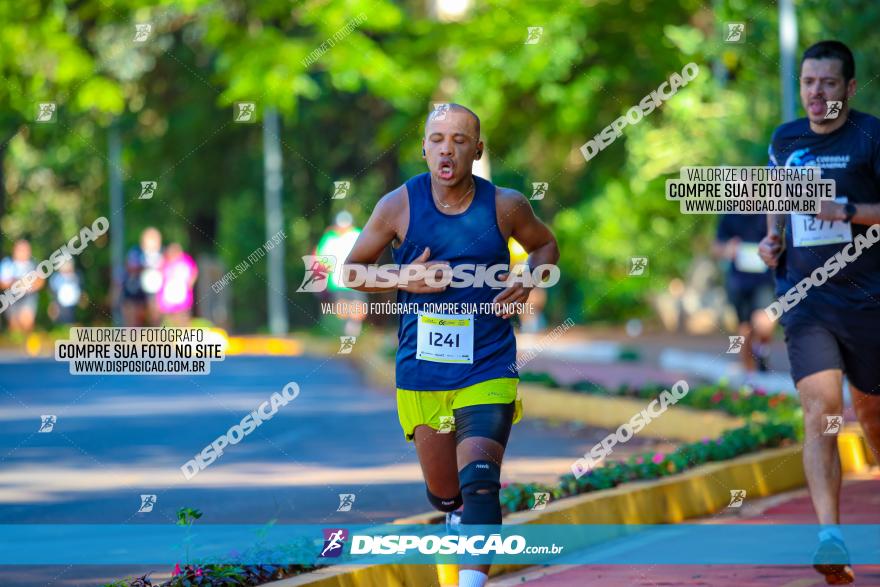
[[337, 493, 356, 512], [530, 182, 548, 201], [728, 489, 746, 508], [138, 494, 157, 513], [725, 23, 745, 43], [297, 255, 337, 292], [629, 257, 648, 276], [234, 102, 256, 123], [525, 27, 543, 44], [332, 181, 351, 200], [39, 415, 56, 433], [36, 103, 57, 123], [133, 23, 152, 42], [430, 103, 450, 121], [532, 492, 550, 511], [140, 181, 157, 200], [338, 336, 356, 354], [319, 528, 348, 558], [823, 415, 843, 435], [727, 336, 745, 353], [438, 415, 455, 434], [824, 101, 843, 120]]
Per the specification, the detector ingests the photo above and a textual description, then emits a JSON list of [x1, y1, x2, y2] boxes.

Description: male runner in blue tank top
[[344, 103, 559, 587], [758, 40, 880, 585]]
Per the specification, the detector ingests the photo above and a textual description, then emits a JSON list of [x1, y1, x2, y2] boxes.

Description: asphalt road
[[0, 354, 667, 587]]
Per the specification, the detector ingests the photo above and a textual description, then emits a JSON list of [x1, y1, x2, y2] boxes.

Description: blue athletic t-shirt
[[767, 109, 880, 310], [392, 172, 518, 391]]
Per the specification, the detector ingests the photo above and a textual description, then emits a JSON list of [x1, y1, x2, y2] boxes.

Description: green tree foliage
[[3, 0, 880, 329]]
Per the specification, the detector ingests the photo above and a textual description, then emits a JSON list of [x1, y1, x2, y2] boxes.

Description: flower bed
[[503, 375, 803, 514]]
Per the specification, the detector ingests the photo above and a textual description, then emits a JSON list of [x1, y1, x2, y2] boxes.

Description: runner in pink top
[[157, 243, 198, 323]]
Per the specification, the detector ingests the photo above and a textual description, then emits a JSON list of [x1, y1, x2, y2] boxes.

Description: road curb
[[226, 336, 304, 356], [265, 444, 808, 586], [267, 563, 440, 587]]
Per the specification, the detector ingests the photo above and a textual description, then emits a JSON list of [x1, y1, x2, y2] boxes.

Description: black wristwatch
[[844, 202, 857, 223]]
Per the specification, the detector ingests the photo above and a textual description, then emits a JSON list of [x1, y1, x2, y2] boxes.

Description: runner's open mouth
[[439, 162, 455, 180]]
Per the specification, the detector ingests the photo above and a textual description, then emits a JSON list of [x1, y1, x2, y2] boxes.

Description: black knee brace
[[453, 401, 515, 447], [458, 460, 502, 525], [426, 487, 462, 512]]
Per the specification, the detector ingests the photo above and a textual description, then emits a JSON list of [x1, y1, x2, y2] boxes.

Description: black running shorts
[[781, 304, 880, 395]]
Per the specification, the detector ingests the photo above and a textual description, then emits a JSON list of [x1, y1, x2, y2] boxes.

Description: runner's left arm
[[818, 135, 880, 224], [816, 201, 880, 225], [494, 190, 559, 317]]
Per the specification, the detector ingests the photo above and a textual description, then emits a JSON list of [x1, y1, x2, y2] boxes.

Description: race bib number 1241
[[416, 312, 474, 364]]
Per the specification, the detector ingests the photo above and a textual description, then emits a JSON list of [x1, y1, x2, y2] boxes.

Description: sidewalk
[[490, 470, 880, 586], [520, 325, 859, 412]]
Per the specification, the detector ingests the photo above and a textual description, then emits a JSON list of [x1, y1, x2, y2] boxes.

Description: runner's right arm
[[759, 215, 786, 268], [343, 188, 449, 294]]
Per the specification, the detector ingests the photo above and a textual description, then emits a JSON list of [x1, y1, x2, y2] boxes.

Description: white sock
[[458, 569, 489, 587]]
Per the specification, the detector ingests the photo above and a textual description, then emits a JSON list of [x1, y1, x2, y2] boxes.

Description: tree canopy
[[4, 0, 880, 330]]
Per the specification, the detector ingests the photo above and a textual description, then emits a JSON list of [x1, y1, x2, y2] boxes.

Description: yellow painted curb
[[520, 444, 804, 524], [839, 427, 872, 472], [519, 383, 744, 441], [264, 564, 440, 586], [225, 336, 303, 356], [489, 443, 807, 578], [436, 563, 458, 586], [268, 445, 809, 586]]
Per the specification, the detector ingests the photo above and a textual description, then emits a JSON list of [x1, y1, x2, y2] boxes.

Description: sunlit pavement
[[521, 326, 798, 393], [491, 471, 880, 586], [0, 353, 670, 586]]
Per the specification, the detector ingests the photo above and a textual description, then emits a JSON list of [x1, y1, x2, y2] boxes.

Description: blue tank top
[[392, 172, 518, 391]]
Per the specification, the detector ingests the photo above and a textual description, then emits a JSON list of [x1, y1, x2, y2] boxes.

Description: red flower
[[651, 453, 665, 465], [711, 392, 724, 404], [172, 563, 181, 577], [195, 567, 203, 577]]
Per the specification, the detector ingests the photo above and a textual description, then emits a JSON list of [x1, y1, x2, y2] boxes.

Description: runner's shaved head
[[425, 103, 481, 139]]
